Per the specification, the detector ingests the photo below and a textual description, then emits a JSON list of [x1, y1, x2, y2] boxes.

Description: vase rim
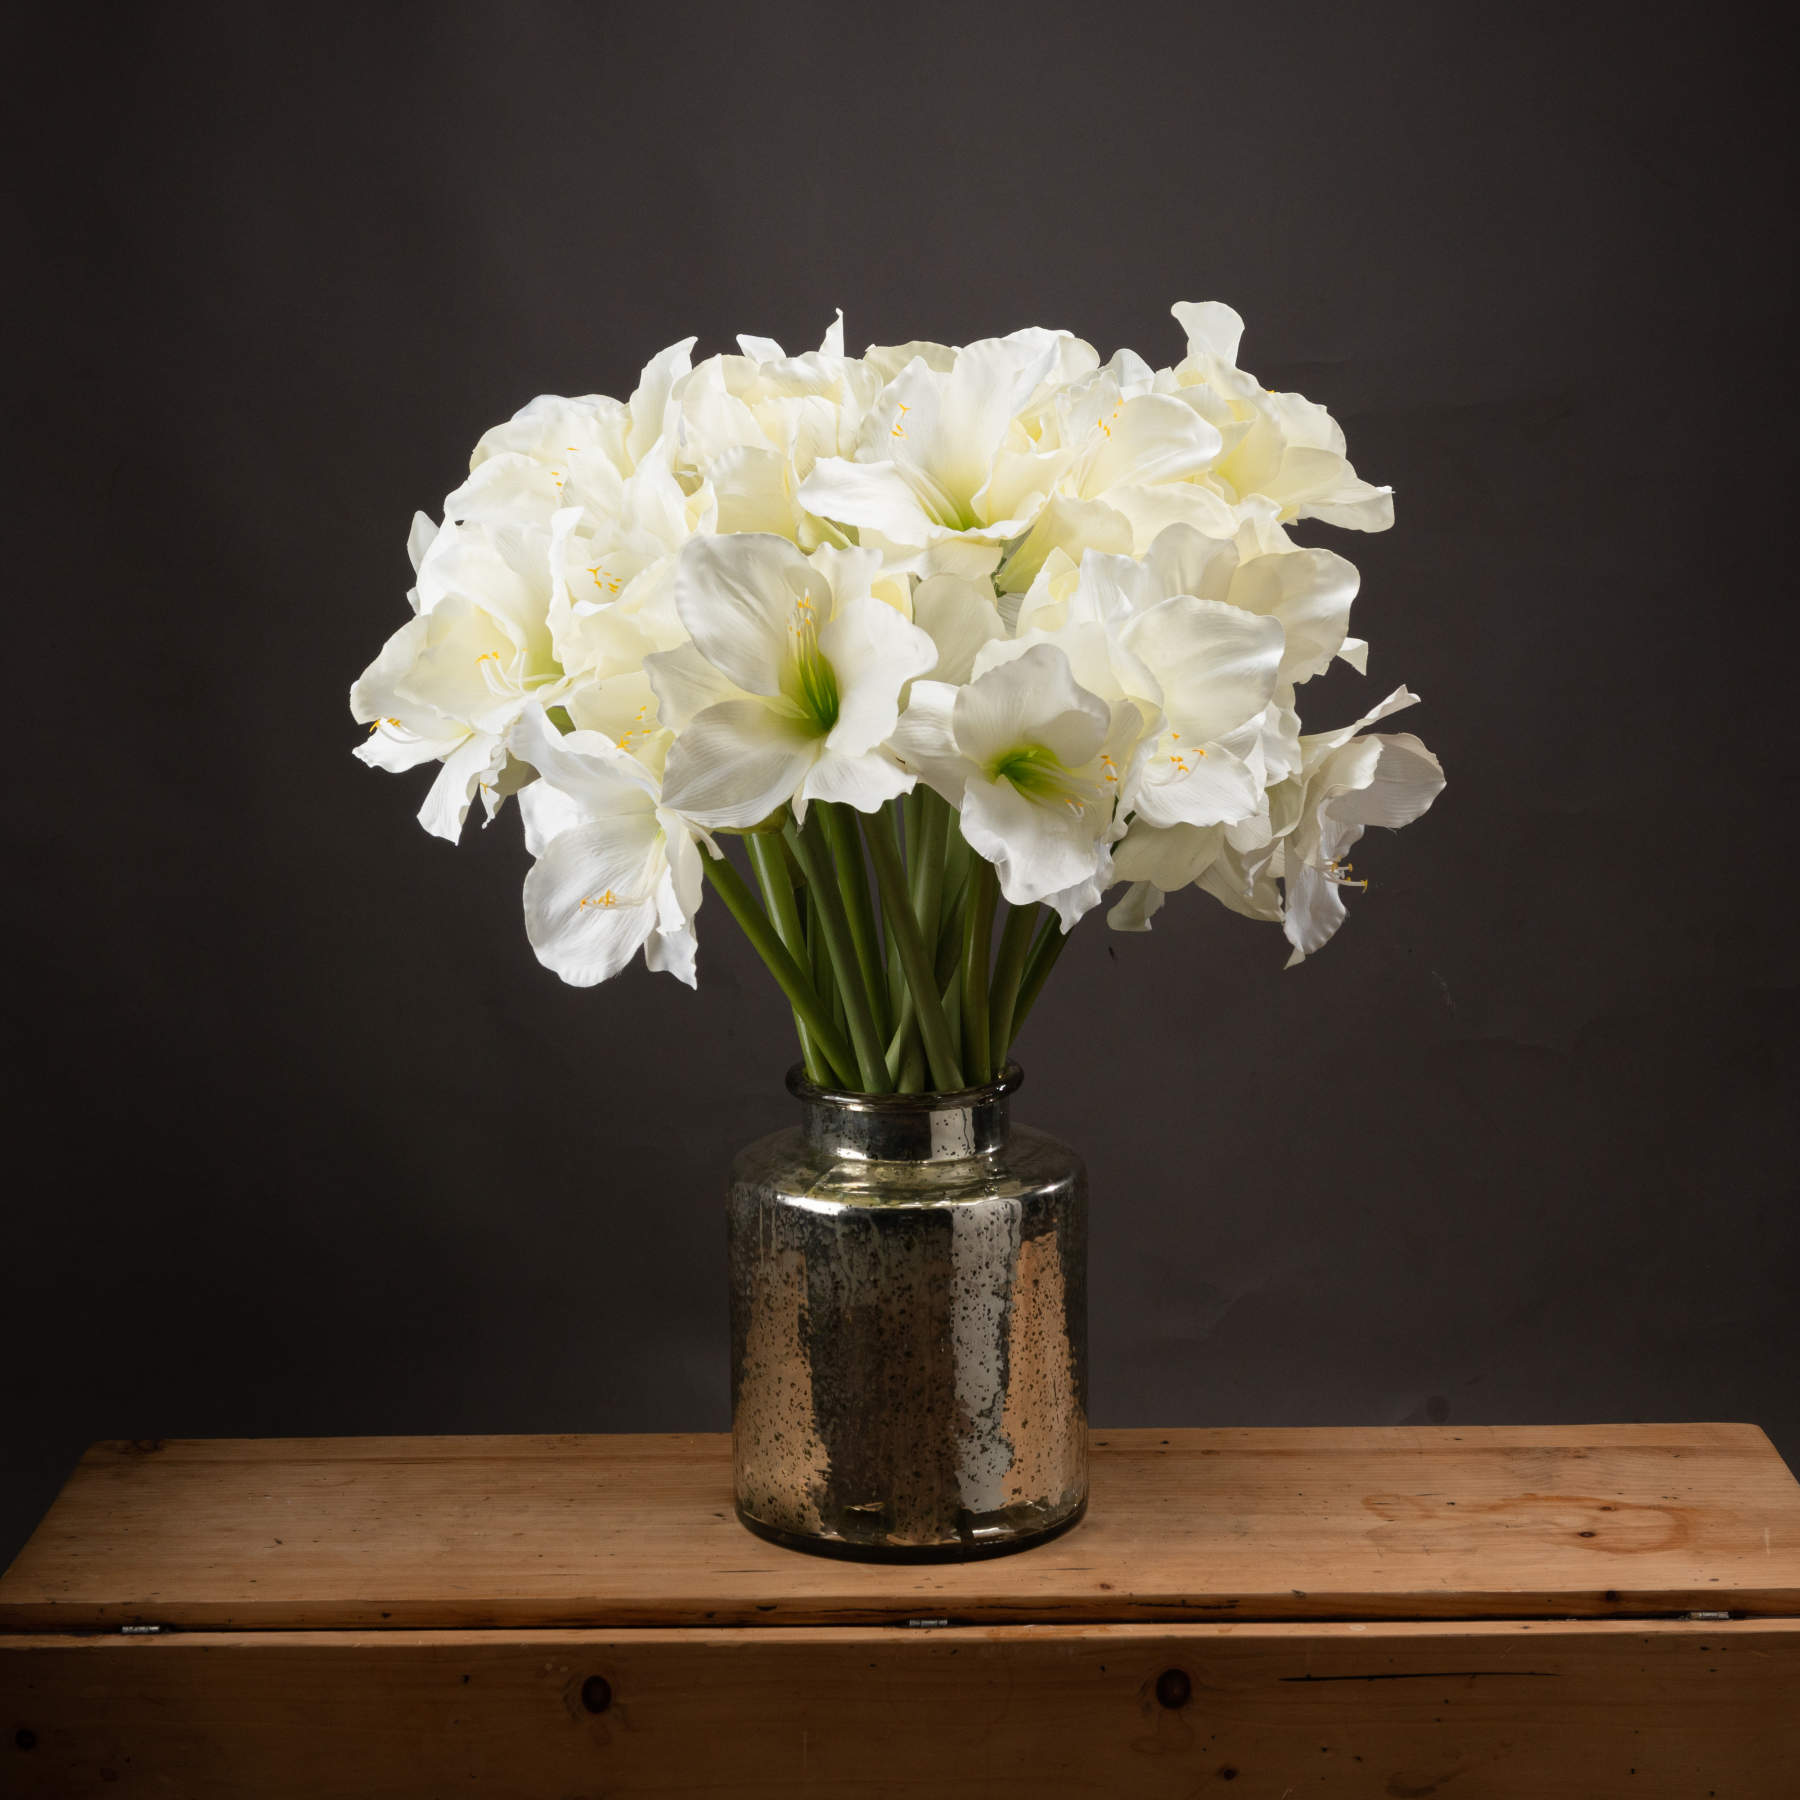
[[785, 1062, 1023, 1111]]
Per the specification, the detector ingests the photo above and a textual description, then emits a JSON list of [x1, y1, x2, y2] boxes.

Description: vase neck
[[790, 1065, 1021, 1163]]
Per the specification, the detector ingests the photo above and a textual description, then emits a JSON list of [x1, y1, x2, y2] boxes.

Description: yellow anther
[[579, 890, 618, 909]]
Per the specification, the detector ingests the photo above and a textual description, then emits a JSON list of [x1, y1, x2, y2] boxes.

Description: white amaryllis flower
[[542, 442, 710, 683], [1279, 688, 1445, 965], [354, 304, 1441, 1014], [648, 534, 938, 828], [674, 316, 881, 545], [995, 360, 1230, 590], [509, 705, 704, 988], [797, 330, 1067, 575], [1108, 688, 1442, 954], [895, 644, 1148, 929], [1169, 301, 1394, 532], [350, 518, 564, 841], [999, 543, 1288, 831]]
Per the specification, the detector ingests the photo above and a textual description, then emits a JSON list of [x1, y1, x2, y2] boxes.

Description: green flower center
[[990, 744, 1087, 803], [782, 598, 840, 734]]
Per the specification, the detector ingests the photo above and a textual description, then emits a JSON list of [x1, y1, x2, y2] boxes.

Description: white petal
[[644, 641, 739, 733], [1106, 880, 1166, 932], [1317, 733, 1445, 847], [673, 533, 813, 696], [658, 817, 706, 928], [1142, 521, 1239, 603], [1132, 745, 1264, 829], [644, 922, 698, 988], [798, 457, 940, 545], [1119, 595, 1284, 741], [407, 512, 440, 575], [626, 337, 697, 467], [1039, 860, 1113, 932], [879, 332, 1060, 514], [509, 706, 657, 856], [909, 574, 1004, 685], [1076, 393, 1222, 496], [996, 496, 1133, 596], [1172, 300, 1246, 365], [960, 772, 1108, 909], [418, 733, 503, 843], [1228, 547, 1359, 684], [1112, 820, 1225, 890], [800, 746, 913, 815], [1200, 841, 1285, 923], [354, 719, 460, 774], [952, 644, 1109, 769], [350, 614, 444, 730], [1104, 479, 1240, 547], [708, 444, 800, 538], [1298, 475, 1395, 532], [522, 817, 661, 986], [891, 681, 971, 801], [818, 596, 937, 758], [1070, 550, 1165, 626], [658, 700, 817, 829], [518, 778, 587, 860], [1302, 686, 1420, 760]]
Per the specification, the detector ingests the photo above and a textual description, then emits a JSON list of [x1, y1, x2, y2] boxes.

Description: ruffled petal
[[522, 817, 662, 986], [673, 533, 812, 697], [819, 596, 938, 758], [658, 700, 817, 829]]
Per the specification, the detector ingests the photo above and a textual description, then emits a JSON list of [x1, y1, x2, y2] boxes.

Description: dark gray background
[[9, 0, 1795, 1567]]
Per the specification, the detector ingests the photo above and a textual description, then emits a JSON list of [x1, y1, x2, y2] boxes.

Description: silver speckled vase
[[727, 1064, 1088, 1561]]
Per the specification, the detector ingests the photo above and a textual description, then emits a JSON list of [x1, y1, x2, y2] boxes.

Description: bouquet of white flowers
[[351, 304, 1444, 1094]]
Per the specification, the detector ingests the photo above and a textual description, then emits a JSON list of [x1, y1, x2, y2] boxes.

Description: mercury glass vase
[[727, 1064, 1088, 1561]]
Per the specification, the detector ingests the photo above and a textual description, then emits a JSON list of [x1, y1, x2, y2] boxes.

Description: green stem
[[940, 964, 963, 1062], [911, 789, 950, 954], [812, 898, 847, 1039], [745, 831, 830, 1086], [785, 813, 892, 1093], [884, 993, 920, 1089], [701, 848, 855, 1086], [818, 803, 890, 1042], [1009, 914, 1072, 1045], [987, 902, 1040, 1074], [864, 809, 966, 1093], [940, 815, 973, 937], [960, 859, 998, 1086]]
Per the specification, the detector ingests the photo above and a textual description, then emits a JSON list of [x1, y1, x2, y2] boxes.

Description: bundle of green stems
[[700, 789, 1069, 1095]]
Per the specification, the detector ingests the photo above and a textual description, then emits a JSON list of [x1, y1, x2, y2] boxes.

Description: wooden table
[[2, 1425, 1797, 1796]]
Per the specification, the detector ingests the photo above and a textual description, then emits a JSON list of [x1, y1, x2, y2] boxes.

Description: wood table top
[[3, 1424, 1796, 1632]]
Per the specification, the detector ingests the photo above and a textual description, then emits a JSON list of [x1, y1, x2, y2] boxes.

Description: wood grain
[[3, 1424, 1796, 1631], [3, 1619, 1794, 1799]]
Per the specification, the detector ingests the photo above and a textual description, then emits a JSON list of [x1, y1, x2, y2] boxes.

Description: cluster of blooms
[[352, 304, 1444, 1002]]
